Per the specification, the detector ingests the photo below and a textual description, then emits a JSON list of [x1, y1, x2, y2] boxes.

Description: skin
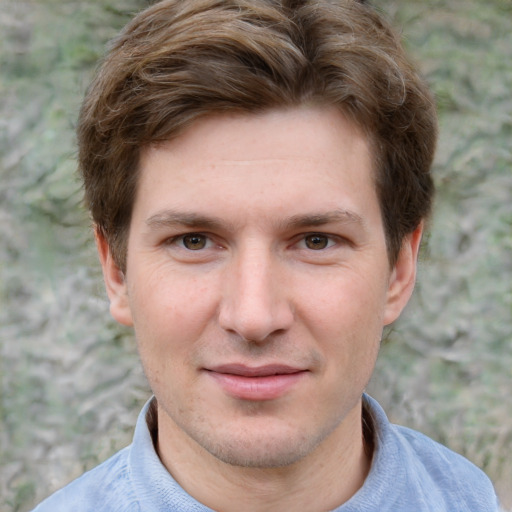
[[98, 106, 422, 511]]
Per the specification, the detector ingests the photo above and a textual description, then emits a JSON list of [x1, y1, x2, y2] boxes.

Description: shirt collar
[[129, 394, 398, 511]]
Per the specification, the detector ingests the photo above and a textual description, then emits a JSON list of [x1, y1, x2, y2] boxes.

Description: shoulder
[[393, 423, 499, 509], [31, 446, 139, 512], [360, 395, 500, 512]]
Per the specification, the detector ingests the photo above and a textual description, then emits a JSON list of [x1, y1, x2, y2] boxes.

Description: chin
[[193, 420, 334, 469], [207, 438, 314, 468]]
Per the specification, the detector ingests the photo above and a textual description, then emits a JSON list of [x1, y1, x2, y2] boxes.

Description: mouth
[[208, 363, 305, 377], [204, 364, 308, 401]]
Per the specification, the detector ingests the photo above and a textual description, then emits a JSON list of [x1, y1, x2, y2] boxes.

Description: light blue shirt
[[33, 395, 500, 511]]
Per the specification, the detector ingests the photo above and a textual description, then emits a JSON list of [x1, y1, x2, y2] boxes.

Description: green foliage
[[1, 0, 510, 510]]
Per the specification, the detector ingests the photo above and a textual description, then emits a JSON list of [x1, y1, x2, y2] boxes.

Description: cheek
[[298, 271, 386, 375], [128, 269, 220, 359], [299, 269, 388, 332]]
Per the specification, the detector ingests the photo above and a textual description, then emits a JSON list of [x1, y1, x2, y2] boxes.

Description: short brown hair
[[78, 0, 437, 271]]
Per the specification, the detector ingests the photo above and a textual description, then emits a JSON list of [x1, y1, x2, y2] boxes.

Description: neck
[[156, 400, 372, 512]]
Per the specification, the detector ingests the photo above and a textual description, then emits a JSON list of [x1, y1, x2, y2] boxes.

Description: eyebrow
[[283, 209, 365, 230], [145, 208, 366, 232], [146, 210, 229, 231]]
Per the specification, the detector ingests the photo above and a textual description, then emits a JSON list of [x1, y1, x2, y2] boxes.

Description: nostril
[[218, 253, 294, 341], [218, 300, 294, 343]]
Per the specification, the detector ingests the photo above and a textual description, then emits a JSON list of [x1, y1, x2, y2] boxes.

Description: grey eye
[[304, 234, 329, 250]]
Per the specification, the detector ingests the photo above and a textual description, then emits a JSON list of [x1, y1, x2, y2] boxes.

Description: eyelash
[[168, 233, 214, 251], [298, 233, 338, 251], [167, 232, 342, 252]]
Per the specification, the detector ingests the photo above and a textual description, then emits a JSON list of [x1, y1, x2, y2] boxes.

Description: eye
[[163, 232, 225, 262], [180, 233, 209, 250], [303, 234, 334, 250]]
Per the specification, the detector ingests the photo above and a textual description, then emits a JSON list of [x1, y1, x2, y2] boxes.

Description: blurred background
[[0, 0, 510, 510]]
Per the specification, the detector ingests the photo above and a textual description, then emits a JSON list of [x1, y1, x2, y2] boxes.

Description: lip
[[205, 364, 308, 401]]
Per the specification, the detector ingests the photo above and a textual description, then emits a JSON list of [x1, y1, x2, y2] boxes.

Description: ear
[[383, 223, 424, 326], [95, 228, 134, 327]]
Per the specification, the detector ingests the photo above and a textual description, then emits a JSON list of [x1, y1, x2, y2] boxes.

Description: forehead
[[134, 106, 379, 229], [145, 107, 370, 169]]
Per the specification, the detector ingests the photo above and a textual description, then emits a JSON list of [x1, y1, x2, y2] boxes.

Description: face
[[100, 106, 420, 469]]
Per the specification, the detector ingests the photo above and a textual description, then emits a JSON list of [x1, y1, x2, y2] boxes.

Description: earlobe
[[95, 228, 134, 327], [383, 223, 424, 326]]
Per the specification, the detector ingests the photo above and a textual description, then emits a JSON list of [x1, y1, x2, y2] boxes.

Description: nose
[[218, 245, 294, 343]]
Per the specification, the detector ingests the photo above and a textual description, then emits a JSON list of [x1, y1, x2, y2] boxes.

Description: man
[[34, 0, 500, 510]]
